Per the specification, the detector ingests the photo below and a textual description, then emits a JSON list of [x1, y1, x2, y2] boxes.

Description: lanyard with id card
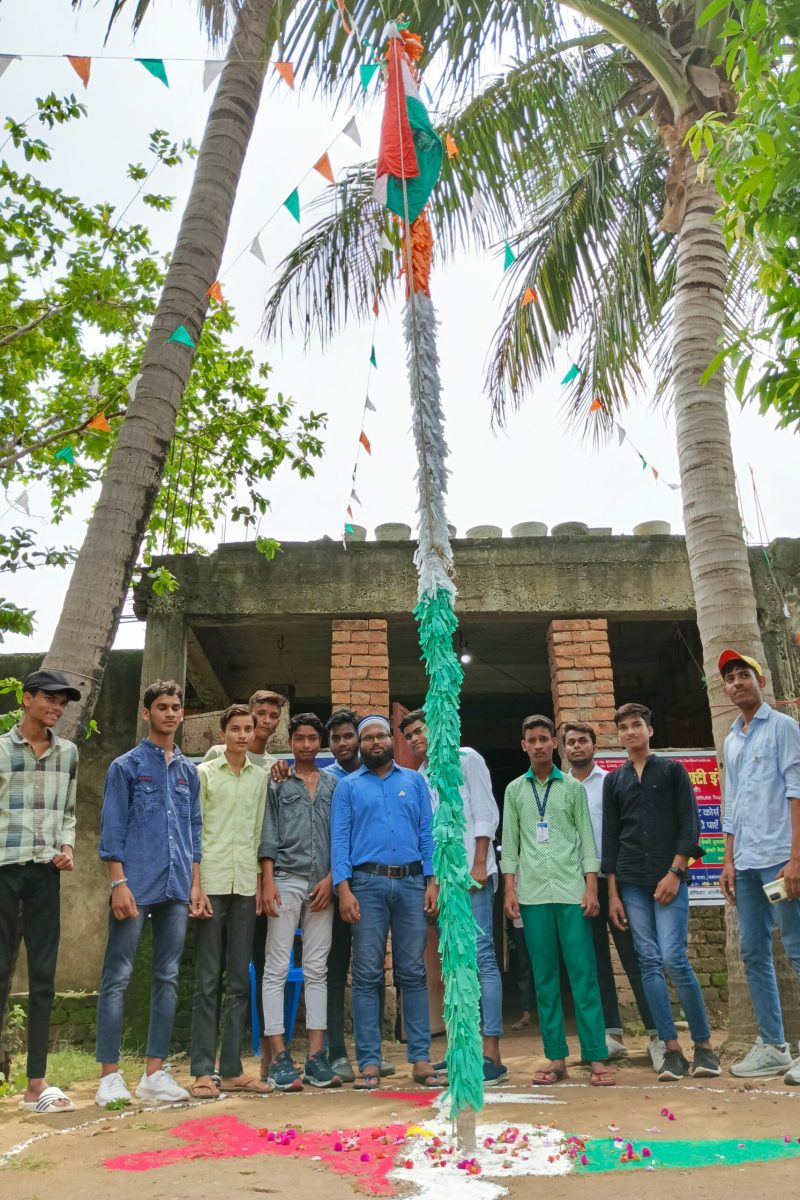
[[529, 776, 553, 843]]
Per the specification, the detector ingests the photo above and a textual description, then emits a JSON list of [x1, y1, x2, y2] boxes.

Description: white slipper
[[19, 1085, 75, 1113]]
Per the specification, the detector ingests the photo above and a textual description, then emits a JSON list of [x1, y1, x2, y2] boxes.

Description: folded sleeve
[[463, 750, 499, 840], [259, 780, 281, 862], [776, 716, 800, 802], [57, 744, 78, 849], [98, 758, 130, 863], [189, 765, 202, 863], [574, 781, 600, 874]]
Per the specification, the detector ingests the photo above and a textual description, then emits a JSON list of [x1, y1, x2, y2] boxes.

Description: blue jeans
[[95, 901, 188, 1064], [620, 881, 710, 1044], [471, 882, 503, 1037], [736, 863, 800, 1045], [350, 871, 431, 1071]]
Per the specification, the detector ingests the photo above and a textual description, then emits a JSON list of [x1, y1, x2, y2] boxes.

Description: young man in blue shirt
[[95, 680, 201, 1107], [718, 649, 800, 1084], [331, 714, 442, 1090]]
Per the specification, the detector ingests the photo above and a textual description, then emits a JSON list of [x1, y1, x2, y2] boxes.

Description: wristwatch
[[668, 866, 687, 881]]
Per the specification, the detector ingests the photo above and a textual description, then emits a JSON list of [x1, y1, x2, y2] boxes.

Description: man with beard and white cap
[[331, 714, 442, 1091]]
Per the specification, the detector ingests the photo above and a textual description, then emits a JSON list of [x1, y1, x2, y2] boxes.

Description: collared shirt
[[420, 747, 499, 881], [722, 702, 800, 870], [331, 762, 435, 887], [568, 762, 607, 868], [501, 765, 599, 905], [601, 754, 700, 887], [203, 743, 275, 772], [259, 770, 336, 887], [326, 761, 352, 780], [0, 725, 78, 867], [197, 755, 268, 896], [99, 739, 201, 906]]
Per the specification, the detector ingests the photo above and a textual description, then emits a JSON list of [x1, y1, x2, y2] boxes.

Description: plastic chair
[[249, 928, 304, 1054]]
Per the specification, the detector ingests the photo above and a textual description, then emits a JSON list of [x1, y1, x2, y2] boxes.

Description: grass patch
[[45, 1048, 142, 1090], [5, 1154, 46, 1171]]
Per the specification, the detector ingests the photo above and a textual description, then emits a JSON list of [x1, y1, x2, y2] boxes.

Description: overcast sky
[[2, 0, 799, 655]]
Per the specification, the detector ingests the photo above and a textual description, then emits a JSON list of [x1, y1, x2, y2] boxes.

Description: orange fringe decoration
[[401, 210, 434, 298]]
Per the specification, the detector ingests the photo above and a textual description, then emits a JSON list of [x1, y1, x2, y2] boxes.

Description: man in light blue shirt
[[718, 649, 800, 1084], [331, 714, 440, 1090]]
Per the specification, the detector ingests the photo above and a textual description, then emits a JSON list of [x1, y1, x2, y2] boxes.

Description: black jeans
[[0, 862, 61, 1078], [327, 895, 386, 1060], [251, 912, 269, 1045], [591, 876, 656, 1034], [191, 894, 257, 1078]]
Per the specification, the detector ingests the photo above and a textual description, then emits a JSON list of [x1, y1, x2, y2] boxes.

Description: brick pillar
[[330, 618, 389, 716], [546, 618, 617, 747]]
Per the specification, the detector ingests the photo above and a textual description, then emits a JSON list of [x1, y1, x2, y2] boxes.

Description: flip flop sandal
[[590, 1069, 616, 1087], [19, 1086, 75, 1113], [533, 1067, 569, 1085], [411, 1069, 446, 1090], [222, 1078, 274, 1094], [190, 1080, 220, 1099], [511, 1017, 532, 1030], [353, 1073, 381, 1091]]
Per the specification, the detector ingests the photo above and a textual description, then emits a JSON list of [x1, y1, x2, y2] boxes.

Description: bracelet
[[110, 877, 128, 890]]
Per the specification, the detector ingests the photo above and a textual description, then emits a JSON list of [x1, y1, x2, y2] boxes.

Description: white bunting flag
[[126, 373, 143, 401], [0, 55, 21, 79], [617, 425, 627, 446], [470, 192, 487, 222], [15, 489, 30, 516], [365, 398, 376, 412], [203, 60, 224, 91], [350, 489, 361, 505], [378, 232, 393, 253], [342, 116, 361, 147], [88, 378, 100, 399], [250, 235, 266, 264], [668, 482, 680, 492]]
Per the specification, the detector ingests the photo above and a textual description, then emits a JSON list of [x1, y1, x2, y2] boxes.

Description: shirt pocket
[[132, 781, 160, 819], [173, 782, 191, 818]]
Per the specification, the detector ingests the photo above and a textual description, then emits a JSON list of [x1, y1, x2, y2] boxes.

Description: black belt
[[353, 861, 423, 879]]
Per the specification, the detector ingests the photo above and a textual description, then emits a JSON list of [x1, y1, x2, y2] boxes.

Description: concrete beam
[[186, 627, 229, 710]]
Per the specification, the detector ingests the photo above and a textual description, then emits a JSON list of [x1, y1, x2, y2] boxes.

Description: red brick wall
[[546, 617, 617, 748], [330, 618, 389, 716]]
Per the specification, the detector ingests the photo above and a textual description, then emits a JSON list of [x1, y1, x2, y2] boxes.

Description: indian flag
[[373, 27, 443, 223]]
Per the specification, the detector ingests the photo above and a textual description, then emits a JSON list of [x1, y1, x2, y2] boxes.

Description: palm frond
[[70, 0, 245, 43]]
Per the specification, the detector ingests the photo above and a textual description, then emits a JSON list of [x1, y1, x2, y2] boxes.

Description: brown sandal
[[221, 1075, 274, 1094], [533, 1065, 569, 1085], [590, 1067, 616, 1087], [191, 1077, 220, 1099], [353, 1072, 380, 1090]]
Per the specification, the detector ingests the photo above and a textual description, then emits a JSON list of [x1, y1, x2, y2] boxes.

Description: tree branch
[[0, 411, 122, 471], [0, 304, 66, 349]]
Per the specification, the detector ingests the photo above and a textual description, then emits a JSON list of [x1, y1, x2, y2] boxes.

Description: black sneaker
[[658, 1049, 689, 1081], [303, 1049, 342, 1088], [691, 1047, 721, 1078]]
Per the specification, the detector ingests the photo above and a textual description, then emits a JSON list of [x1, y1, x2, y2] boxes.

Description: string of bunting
[[342, 310, 381, 546]]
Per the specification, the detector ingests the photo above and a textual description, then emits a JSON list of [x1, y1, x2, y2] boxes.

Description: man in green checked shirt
[[502, 714, 615, 1087]]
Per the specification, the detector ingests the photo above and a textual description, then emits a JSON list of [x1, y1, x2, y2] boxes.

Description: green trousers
[[520, 902, 607, 1062]]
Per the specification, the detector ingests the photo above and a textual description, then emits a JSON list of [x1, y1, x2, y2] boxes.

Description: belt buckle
[[388, 865, 403, 879]]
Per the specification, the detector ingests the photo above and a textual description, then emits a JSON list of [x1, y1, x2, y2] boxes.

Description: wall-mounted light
[[458, 631, 472, 664]]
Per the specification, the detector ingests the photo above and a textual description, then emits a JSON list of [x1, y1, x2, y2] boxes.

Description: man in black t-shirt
[[602, 703, 720, 1083]]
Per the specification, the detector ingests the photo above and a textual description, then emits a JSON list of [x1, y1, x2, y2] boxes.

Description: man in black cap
[[0, 669, 80, 1112]]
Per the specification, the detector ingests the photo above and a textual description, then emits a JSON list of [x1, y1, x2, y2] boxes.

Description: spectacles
[[361, 732, 391, 744]]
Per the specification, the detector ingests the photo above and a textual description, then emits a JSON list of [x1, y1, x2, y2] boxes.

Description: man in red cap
[[718, 650, 800, 1084]]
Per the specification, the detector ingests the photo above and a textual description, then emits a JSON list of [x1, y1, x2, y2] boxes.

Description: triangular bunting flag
[[55, 445, 75, 463], [521, 287, 538, 307], [313, 152, 335, 184], [470, 193, 487, 222], [283, 188, 301, 223], [136, 58, 169, 87], [617, 425, 627, 446], [351, 489, 361, 505], [88, 378, 100, 399], [445, 133, 459, 159], [561, 363, 580, 385], [168, 324, 195, 348], [639, 454, 647, 470], [379, 231, 394, 253], [250, 235, 266, 264], [345, 523, 355, 535], [372, 290, 380, 316], [359, 431, 372, 455], [369, 346, 377, 369], [359, 62, 380, 91], [66, 55, 91, 89], [347, 505, 353, 518], [589, 398, 604, 413], [126, 373, 143, 401], [14, 490, 30, 516], [0, 55, 21, 79], [652, 467, 659, 481], [273, 61, 295, 90], [503, 242, 516, 271], [342, 116, 361, 146], [203, 60, 224, 91], [365, 398, 376, 412], [668, 482, 680, 492], [87, 412, 112, 433], [207, 281, 224, 304]]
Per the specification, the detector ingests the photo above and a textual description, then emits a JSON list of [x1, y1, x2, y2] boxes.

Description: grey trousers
[[190, 893, 256, 1078]]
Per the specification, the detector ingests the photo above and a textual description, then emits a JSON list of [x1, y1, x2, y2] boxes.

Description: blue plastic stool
[[250, 928, 304, 1054]]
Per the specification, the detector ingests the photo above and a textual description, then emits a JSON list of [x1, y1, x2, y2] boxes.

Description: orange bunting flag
[[445, 133, 459, 159], [87, 412, 111, 433], [372, 289, 380, 316], [359, 431, 372, 455], [521, 287, 538, 307], [313, 152, 335, 184], [336, 0, 351, 33], [589, 398, 605, 413], [66, 55, 91, 89], [273, 61, 295, 90], [347, 505, 353, 518], [652, 467, 659, 481], [207, 281, 225, 304]]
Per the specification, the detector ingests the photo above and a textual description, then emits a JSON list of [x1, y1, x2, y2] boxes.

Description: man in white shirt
[[563, 721, 662, 1069], [401, 710, 507, 1085]]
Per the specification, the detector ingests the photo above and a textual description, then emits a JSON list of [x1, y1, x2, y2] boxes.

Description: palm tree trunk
[[672, 156, 767, 1054], [43, 0, 280, 740]]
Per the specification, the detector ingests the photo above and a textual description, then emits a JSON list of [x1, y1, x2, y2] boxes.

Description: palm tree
[[268, 2, 787, 1050], [45, 0, 292, 739]]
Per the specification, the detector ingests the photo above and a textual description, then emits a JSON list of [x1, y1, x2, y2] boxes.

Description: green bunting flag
[[344, 523, 354, 535], [168, 324, 195, 348], [503, 241, 516, 271], [561, 363, 581, 385], [55, 445, 75, 463], [369, 345, 377, 369], [136, 58, 169, 87], [283, 188, 301, 223], [359, 62, 380, 91]]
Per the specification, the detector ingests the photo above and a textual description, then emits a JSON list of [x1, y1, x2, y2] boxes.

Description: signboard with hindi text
[[594, 750, 723, 905]]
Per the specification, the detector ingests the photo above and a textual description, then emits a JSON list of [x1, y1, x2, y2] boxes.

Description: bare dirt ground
[[2, 1027, 799, 1200]]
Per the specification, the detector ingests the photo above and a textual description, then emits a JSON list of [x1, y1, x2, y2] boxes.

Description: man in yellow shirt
[[191, 705, 271, 1098]]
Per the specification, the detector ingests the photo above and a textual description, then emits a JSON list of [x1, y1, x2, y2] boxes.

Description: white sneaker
[[135, 1068, 190, 1104], [730, 1036, 792, 1078], [784, 1043, 800, 1086], [605, 1034, 628, 1060], [647, 1037, 667, 1073], [95, 1071, 132, 1108]]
